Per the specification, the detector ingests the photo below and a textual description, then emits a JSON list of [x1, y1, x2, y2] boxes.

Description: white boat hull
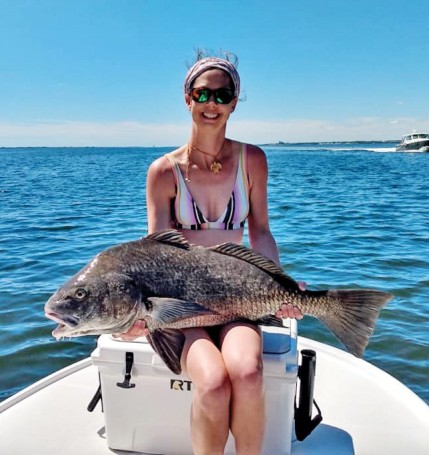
[[395, 145, 429, 152], [396, 133, 429, 152]]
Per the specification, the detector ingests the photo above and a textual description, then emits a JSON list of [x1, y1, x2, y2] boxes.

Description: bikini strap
[[165, 153, 180, 187]]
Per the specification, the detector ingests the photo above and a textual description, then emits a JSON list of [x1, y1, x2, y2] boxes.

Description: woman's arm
[[246, 145, 280, 262], [115, 155, 176, 340], [246, 145, 303, 319], [146, 156, 176, 234]]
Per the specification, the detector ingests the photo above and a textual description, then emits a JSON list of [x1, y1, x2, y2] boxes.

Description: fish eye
[[74, 288, 87, 299]]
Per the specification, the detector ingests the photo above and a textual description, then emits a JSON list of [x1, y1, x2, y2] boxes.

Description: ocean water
[[0, 143, 428, 404]]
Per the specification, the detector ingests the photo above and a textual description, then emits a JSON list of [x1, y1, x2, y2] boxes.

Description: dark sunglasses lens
[[191, 88, 234, 104], [192, 89, 210, 103], [215, 89, 234, 104]]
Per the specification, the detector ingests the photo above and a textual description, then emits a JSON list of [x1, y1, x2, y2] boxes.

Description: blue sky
[[1, 0, 428, 146]]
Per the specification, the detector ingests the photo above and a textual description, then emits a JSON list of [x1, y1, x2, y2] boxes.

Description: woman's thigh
[[181, 327, 228, 386], [219, 322, 263, 376]]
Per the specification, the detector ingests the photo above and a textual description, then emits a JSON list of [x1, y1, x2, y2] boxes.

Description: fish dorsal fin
[[145, 229, 191, 250], [210, 243, 299, 290]]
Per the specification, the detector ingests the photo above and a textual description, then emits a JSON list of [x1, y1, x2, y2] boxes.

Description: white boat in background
[[396, 132, 429, 152], [1, 324, 429, 455]]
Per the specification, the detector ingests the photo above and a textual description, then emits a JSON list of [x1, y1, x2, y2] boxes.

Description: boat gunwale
[[0, 357, 92, 412]]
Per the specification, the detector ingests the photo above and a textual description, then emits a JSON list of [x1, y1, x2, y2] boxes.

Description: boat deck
[[1, 337, 428, 454]]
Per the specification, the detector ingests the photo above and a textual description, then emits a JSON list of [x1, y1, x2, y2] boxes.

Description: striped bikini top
[[166, 144, 250, 230]]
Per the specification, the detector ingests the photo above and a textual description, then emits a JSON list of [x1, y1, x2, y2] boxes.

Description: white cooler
[[91, 322, 298, 455]]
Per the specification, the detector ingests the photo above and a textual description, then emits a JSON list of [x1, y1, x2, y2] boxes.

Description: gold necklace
[[185, 141, 225, 182]]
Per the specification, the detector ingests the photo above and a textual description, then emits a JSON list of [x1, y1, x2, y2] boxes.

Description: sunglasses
[[190, 87, 235, 105]]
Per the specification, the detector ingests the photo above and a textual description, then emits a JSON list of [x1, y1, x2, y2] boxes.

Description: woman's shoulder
[[229, 140, 265, 160], [147, 149, 182, 193], [230, 142, 268, 186], [149, 147, 186, 174], [230, 140, 264, 156], [235, 142, 267, 170]]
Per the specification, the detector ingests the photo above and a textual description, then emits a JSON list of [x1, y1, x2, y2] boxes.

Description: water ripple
[[1, 146, 428, 404]]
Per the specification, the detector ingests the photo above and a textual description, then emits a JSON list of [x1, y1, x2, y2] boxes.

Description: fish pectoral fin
[[147, 297, 215, 324], [146, 329, 185, 374]]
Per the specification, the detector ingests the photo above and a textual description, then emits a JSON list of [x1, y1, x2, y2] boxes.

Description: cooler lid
[[91, 334, 157, 366]]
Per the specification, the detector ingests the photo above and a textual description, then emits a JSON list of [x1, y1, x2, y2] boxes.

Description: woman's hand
[[274, 281, 306, 320], [113, 320, 148, 341], [275, 304, 304, 320]]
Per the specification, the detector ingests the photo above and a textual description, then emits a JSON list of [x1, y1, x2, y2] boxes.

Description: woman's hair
[[190, 49, 239, 68], [184, 50, 241, 97]]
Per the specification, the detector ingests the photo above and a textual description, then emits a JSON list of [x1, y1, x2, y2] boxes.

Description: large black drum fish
[[45, 230, 392, 373]]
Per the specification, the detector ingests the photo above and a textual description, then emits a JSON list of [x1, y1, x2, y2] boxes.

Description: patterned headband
[[184, 57, 240, 97]]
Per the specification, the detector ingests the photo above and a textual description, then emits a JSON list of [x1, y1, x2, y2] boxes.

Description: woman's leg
[[220, 322, 265, 455], [181, 327, 231, 455]]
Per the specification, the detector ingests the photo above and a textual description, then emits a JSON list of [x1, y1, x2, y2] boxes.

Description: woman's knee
[[228, 355, 264, 388], [194, 366, 231, 401], [220, 322, 264, 387], [181, 328, 232, 400]]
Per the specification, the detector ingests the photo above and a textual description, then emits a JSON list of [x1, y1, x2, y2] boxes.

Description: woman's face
[[185, 69, 237, 127]]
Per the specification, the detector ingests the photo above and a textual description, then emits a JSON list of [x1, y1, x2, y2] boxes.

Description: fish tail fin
[[313, 289, 393, 357]]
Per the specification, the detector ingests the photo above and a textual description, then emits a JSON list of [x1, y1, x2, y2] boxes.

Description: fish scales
[[118, 240, 288, 315], [45, 229, 393, 374]]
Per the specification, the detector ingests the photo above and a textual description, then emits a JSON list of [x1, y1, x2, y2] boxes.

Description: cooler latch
[[117, 351, 136, 389]]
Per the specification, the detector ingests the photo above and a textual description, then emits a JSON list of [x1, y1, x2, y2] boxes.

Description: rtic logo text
[[170, 379, 192, 391]]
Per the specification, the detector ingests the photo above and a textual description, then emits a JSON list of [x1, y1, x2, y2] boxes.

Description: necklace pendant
[[210, 161, 222, 174]]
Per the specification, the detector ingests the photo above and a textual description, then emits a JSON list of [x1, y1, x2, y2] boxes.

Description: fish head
[[45, 259, 142, 339]]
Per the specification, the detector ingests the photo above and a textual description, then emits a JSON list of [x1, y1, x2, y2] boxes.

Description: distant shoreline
[[0, 140, 400, 149], [260, 140, 399, 146]]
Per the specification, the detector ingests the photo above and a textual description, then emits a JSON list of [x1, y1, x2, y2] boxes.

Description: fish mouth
[[45, 312, 80, 339]]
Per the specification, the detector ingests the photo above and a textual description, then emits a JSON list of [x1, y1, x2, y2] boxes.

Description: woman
[[121, 54, 303, 455]]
